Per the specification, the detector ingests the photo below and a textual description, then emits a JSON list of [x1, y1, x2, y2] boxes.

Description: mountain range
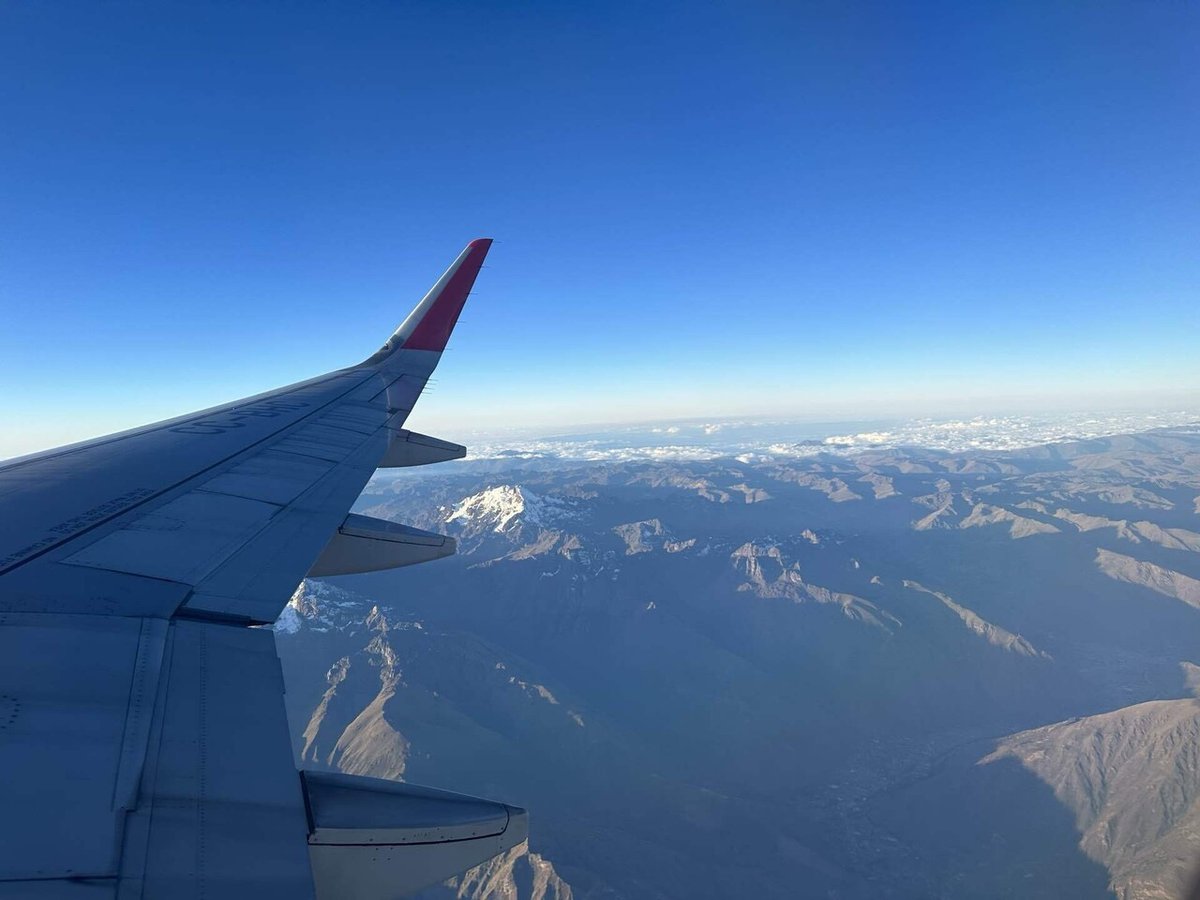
[[274, 426, 1200, 898]]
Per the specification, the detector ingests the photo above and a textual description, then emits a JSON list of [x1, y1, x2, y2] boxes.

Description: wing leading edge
[[0, 240, 528, 899]]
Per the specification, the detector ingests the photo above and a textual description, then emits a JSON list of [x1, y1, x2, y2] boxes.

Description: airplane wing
[[0, 239, 528, 899]]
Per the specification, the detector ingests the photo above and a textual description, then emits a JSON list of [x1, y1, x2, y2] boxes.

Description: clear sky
[[1, 1, 1197, 457]]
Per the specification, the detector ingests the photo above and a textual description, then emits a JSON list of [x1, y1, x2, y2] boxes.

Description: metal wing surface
[[0, 239, 528, 899]]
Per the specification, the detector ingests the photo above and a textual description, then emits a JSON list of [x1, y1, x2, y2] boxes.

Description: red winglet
[[401, 238, 492, 352]]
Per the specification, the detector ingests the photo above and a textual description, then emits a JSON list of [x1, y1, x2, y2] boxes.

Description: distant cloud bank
[[462, 410, 1200, 463]]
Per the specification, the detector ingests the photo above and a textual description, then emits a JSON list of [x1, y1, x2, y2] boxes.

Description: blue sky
[[1, 1, 1197, 457]]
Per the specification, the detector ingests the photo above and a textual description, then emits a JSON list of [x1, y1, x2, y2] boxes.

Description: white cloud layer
[[462, 410, 1200, 463]]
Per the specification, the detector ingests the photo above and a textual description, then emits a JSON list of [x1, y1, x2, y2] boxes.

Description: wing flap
[[122, 621, 315, 899], [0, 614, 156, 880]]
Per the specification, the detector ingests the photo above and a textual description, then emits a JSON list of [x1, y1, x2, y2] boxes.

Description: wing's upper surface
[[0, 237, 492, 624], [0, 239, 528, 899]]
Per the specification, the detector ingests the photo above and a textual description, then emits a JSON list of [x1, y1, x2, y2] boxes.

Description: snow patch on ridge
[[275, 579, 418, 635]]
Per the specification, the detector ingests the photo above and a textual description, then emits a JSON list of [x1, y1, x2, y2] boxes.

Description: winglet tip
[[364, 239, 494, 364], [396, 240, 491, 353]]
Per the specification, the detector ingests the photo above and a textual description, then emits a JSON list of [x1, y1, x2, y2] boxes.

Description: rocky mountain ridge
[[984, 682, 1200, 900]]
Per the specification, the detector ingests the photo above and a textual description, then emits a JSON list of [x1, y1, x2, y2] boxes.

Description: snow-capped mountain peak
[[275, 579, 373, 634], [446, 484, 552, 532]]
